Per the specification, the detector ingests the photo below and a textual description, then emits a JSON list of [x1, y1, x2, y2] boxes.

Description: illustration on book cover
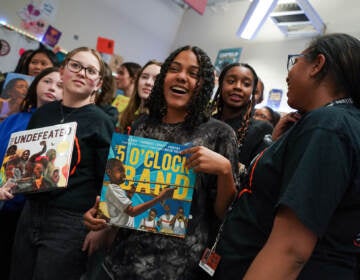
[[98, 133, 196, 238], [0, 122, 77, 194]]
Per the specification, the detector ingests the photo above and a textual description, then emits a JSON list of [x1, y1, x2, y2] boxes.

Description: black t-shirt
[[216, 103, 360, 279], [104, 117, 239, 279], [213, 113, 273, 167], [26, 101, 115, 212]]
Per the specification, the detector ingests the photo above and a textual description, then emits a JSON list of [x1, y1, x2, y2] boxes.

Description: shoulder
[[248, 119, 274, 135], [299, 104, 360, 133], [200, 117, 236, 134]]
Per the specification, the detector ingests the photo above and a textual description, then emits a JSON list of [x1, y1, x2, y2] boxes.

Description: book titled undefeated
[[0, 122, 77, 194], [98, 133, 196, 238]]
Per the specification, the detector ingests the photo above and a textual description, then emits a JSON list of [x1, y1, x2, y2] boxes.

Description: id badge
[[198, 248, 221, 277]]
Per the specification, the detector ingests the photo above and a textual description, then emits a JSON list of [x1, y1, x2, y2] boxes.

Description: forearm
[[244, 244, 306, 280], [244, 207, 317, 279], [214, 160, 236, 219], [127, 196, 161, 217]]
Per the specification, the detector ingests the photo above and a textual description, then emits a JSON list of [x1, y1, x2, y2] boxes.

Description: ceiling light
[[237, 0, 279, 40]]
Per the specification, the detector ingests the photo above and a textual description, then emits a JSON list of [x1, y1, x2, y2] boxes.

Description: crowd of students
[[0, 32, 359, 280]]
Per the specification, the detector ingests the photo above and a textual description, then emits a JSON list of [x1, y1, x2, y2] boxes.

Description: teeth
[[171, 86, 187, 94]]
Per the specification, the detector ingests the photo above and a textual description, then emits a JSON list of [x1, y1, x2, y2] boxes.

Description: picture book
[[98, 133, 196, 238], [0, 122, 77, 194], [0, 72, 34, 121]]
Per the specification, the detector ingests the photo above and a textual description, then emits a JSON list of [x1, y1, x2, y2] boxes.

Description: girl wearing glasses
[[83, 45, 239, 279], [214, 33, 360, 279], [8, 47, 115, 280]]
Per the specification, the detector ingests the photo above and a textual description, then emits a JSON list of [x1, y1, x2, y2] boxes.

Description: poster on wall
[[97, 37, 115, 55], [42, 25, 61, 47], [266, 89, 283, 110], [214, 47, 242, 75], [0, 25, 40, 73], [17, 0, 59, 37]]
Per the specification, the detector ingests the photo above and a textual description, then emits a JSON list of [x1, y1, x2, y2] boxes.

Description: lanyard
[[209, 148, 267, 253], [325, 97, 353, 107]]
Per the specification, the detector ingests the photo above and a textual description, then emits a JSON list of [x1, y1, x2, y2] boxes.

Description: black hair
[[22, 48, 59, 75], [146, 45, 215, 130], [263, 106, 281, 127], [20, 67, 60, 112], [14, 49, 34, 73], [106, 158, 124, 171], [304, 33, 360, 107], [2, 78, 27, 99], [212, 62, 258, 147]]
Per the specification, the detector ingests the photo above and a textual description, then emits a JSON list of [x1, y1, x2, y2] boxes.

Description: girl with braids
[[117, 60, 162, 133], [0, 67, 62, 280], [214, 33, 360, 279], [83, 45, 239, 279], [212, 63, 273, 171]]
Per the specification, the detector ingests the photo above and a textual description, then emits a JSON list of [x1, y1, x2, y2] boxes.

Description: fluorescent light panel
[[237, 0, 279, 40]]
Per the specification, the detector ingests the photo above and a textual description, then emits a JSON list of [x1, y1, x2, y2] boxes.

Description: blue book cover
[[98, 133, 196, 238]]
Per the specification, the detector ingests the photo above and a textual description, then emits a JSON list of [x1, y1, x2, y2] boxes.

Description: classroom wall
[[0, 0, 185, 65], [2, 0, 356, 112], [172, 1, 313, 112]]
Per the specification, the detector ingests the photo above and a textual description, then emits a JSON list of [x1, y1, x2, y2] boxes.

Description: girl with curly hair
[[83, 45, 239, 279]]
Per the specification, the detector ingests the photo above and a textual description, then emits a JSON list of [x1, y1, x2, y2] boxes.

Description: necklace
[[59, 102, 80, 123]]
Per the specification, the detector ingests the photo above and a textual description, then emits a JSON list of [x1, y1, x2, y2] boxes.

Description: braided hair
[[212, 62, 258, 147], [146, 46, 214, 131]]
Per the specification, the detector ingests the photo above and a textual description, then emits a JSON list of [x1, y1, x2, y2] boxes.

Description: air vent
[[270, 0, 325, 37]]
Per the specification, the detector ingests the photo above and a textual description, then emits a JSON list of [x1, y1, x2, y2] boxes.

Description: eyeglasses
[[66, 59, 100, 80], [287, 54, 305, 71]]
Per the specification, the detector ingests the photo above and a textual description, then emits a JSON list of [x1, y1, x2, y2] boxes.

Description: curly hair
[[146, 46, 214, 130], [118, 60, 162, 133], [303, 33, 360, 107], [212, 62, 258, 147]]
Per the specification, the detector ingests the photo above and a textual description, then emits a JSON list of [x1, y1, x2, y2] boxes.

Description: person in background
[[254, 78, 264, 104], [21, 48, 58, 77], [13, 49, 35, 74], [7, 47, 114, 280], [115, 62, 142, 98], [117, 60, 162, 133], [94, 62, 118, 126], [215, 33, 360, 279], [0, 66, 63, 280], [212, 63, 273, 172], [83, 45, 239, 279], [253, 106, 281, 127], [0, 78, 29, 121], [111, 62, 141, 117]]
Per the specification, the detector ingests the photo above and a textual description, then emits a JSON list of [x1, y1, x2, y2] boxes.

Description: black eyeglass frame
[[66, 58, 101, 79], [287, 54, 306, 71]]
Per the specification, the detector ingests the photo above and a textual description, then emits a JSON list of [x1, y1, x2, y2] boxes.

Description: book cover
[[0, 122, 77, 194], [0, 72, 34, 121], [98, 133, 196, 238]]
